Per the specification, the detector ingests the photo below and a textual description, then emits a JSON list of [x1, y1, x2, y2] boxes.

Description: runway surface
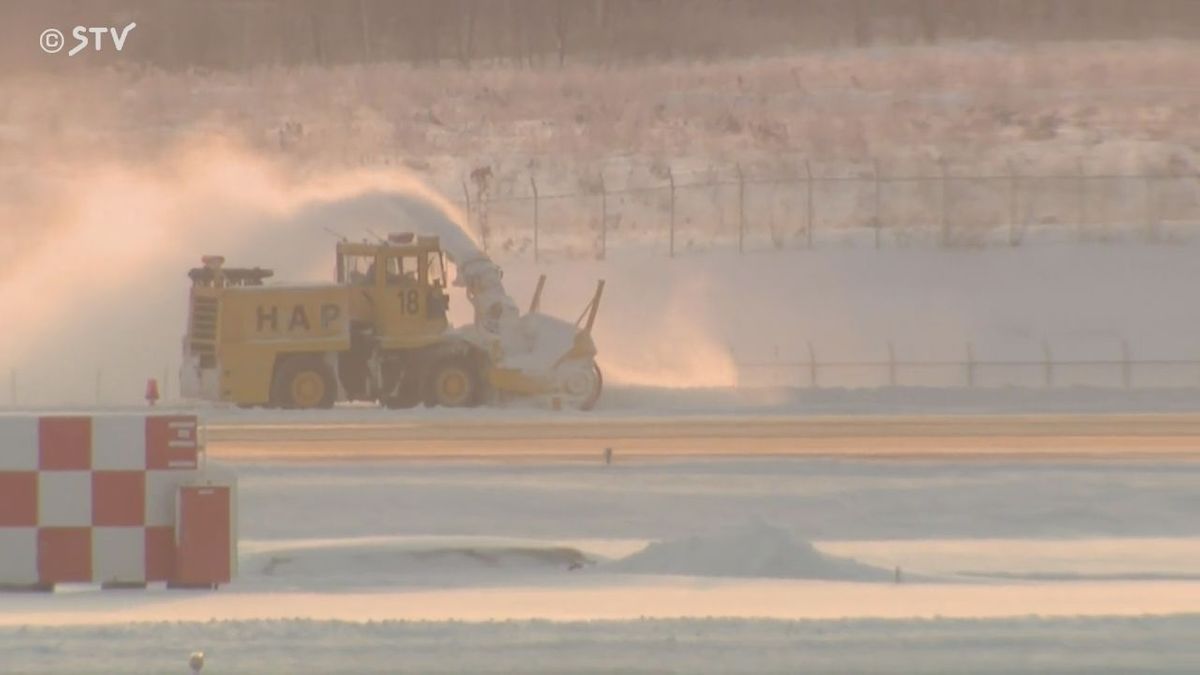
[[204, 413, 1200, 461]]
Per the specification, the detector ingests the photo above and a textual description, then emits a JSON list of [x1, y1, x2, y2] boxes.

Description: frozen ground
[[5, 456, 1200, 672]]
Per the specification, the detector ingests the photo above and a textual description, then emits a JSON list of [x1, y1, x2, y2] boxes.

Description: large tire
[[558, 360, 603, 411], [424, 357, 481, 408], [271, 357, 336, 409]]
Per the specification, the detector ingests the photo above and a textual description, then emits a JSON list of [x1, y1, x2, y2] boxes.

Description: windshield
[[340, 254, 375, 286], [385, 255, 419, 285], [427, 252, 445, 288]]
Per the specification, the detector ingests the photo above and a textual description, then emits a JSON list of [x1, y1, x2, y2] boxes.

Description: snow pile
[[243, 537, 591, 588], [609, 522, 893, 581], [498, 312, 582, 372]]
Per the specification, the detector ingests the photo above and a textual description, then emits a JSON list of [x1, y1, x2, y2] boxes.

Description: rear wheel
[[425, 358, 480, 407], [272, 357, 336, 409], [556, 359, 602, 411]]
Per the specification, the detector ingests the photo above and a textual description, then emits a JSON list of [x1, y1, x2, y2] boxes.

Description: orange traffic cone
[[145, 378, 160, 406]]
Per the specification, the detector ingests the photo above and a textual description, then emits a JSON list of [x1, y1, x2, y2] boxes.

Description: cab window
[[341, 254, 375, 286], [385, 256, 420, 285], [427, 252, 445, 288]]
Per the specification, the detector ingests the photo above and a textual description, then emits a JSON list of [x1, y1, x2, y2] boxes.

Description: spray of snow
[[503, 261, 739, 388], [0, 139, 602, 404], [0, 140, 472, 402], [596, 284, 739, 389]]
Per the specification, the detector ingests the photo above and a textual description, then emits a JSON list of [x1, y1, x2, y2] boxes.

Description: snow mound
[[244, 537, 591, 588], [499, 312, 582, 372], [610, 523, 893, 581]]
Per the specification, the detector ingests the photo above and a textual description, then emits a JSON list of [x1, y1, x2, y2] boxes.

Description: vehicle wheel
[[557, 359, 602, 411], [272, 357, 336, 409], [425, 358, 480, 408]]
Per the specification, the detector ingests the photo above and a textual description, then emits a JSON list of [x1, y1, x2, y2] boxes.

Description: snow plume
[[0, 137, 481, 406], [592, 270, 738, 389], [286, 188, 484, 267]]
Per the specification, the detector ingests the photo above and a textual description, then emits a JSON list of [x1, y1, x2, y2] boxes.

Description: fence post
[[599, 174, 608, 260], [736, 163, 745, 254], [1041, 340, 1053, 387], [873, 158, 882, 249], [805, 160, 814, 248], [667, 166, 676, 258], [939, 159, 949, 246], [1076, 158, 1086, 241], [1144, 173, 1156, 241], [460, 178, 472, 242], [729, 344, 738, 386], [1121, 340, 1132, 389], [807, 341, 818, 388], [1007, 159, 1019, 247], [965, 342, 976, 387], [887, 341, 896, 386], [530, 174, 539, 262]]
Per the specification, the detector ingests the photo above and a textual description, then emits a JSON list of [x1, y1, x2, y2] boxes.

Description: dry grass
[[3, 40, 1200, 254]]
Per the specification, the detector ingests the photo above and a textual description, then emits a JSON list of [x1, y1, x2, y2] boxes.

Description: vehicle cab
[[336, 233, 451, 349]]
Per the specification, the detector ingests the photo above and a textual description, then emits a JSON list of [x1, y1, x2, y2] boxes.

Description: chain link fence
[[6, 340, 1199, 408], [735, 341, 1200, 390], [439, 161, 1200, 259]]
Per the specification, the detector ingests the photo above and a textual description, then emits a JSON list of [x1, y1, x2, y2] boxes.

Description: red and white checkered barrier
[[0, 413, 235, 588]]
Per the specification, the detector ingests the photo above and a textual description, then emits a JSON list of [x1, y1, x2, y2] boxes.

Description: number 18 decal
[[397, 289, 419, 315]]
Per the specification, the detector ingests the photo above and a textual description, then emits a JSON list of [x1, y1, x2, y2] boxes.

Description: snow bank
[[498, 312, 582, 372], [242, 537, 590, 588], [609, 522, 893, 581]]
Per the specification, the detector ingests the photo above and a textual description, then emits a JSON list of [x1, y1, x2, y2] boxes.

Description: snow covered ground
[[7, 614, 1200, 674], [8, 615, 1200, 674], [5, 456, 1200, 672]]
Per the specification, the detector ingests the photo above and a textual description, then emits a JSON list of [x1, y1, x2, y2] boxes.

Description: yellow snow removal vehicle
[[180, 233, 604, 410]]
